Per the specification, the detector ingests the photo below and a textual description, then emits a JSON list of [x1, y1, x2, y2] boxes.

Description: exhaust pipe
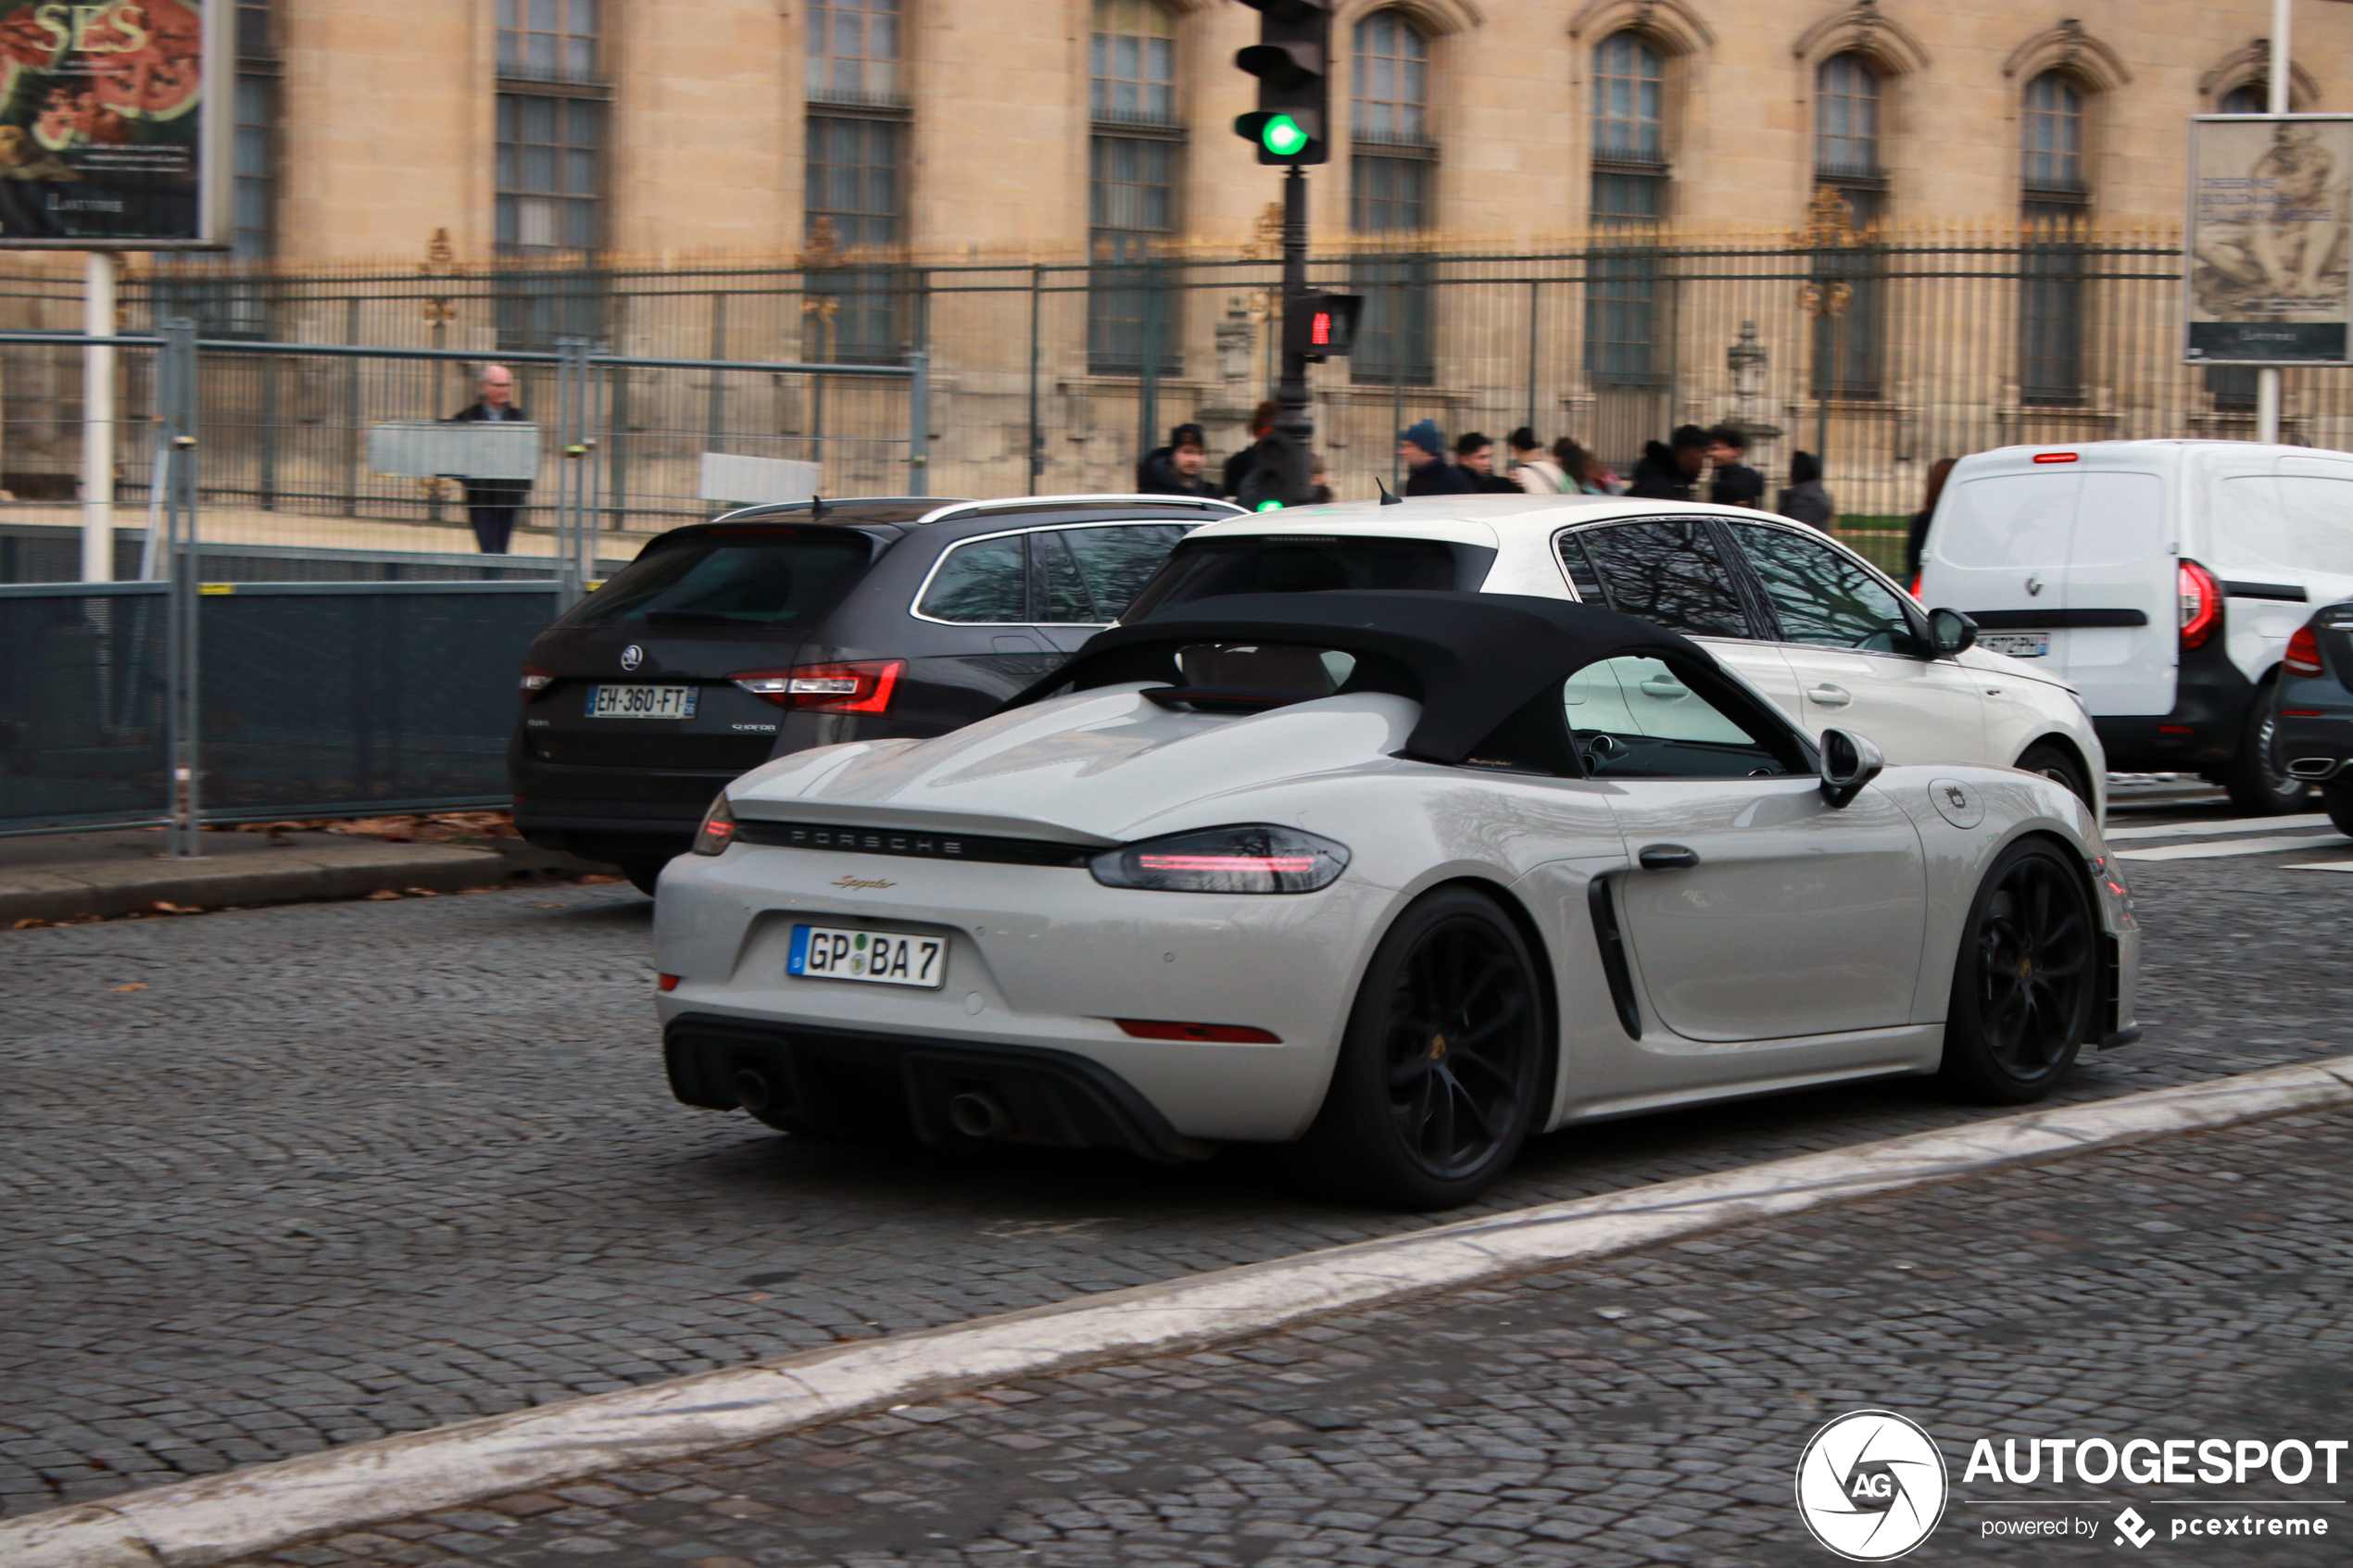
[[946, 1090, 1016, 1140], [2287, 757, 2344, 780], [730, 1066, 778, 1114]]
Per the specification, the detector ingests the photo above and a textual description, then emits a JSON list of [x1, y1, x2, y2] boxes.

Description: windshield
[[1122, 534, 1469, 621], [560, 533, 875, 628]]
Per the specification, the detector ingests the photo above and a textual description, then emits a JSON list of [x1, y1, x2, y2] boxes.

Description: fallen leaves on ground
[[108, 983, 148, 992]]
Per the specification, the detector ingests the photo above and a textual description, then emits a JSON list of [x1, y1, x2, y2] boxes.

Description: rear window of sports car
[[1121, 535, 1487, 621], [560, 533, 876, 628]]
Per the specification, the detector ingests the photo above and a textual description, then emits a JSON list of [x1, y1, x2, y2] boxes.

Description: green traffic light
[[1260, 115, 1309, 157], [1255, 498, 1285, 511]]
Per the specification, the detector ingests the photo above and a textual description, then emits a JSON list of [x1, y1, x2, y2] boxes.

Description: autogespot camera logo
[[1796, 1411, 1951, 1561]]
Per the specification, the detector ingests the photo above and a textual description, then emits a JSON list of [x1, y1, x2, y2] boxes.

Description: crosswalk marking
[[2102, 812, 2331, 842], [2114, 833, 2347, 863]]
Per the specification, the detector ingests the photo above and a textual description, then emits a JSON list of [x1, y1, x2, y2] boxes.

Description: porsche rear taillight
[[2284, 623, 2324, 677], [730, 659, 905, 713], [2178, 560, 2222, 650], [1089, 824, 1351, 894]]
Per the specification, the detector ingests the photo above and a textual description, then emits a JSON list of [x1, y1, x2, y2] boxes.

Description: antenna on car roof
[[1374, 478, 1403, 507], [809, 494, 828, 520]]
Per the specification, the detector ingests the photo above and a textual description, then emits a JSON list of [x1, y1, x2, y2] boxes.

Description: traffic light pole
[[1274, 164, 1315, 507]]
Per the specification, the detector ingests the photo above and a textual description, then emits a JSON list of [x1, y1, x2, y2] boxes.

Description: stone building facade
[[238, 0, 2353, 266]]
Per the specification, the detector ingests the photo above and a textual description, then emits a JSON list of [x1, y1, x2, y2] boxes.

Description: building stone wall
[[258, 0, 2353, 267]]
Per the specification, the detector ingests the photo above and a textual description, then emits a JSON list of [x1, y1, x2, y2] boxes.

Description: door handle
[[1806, 683, 1853, 708], [1638, 844, 1699, 871]]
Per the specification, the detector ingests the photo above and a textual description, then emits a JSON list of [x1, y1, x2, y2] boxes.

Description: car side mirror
[[1928, 608, 1978, 659], [1818, 727, 1884, 809]]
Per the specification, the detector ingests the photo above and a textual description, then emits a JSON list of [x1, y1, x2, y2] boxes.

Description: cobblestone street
[[220, 1102, 2353, 1567], [7, 835, 2352, 1520]]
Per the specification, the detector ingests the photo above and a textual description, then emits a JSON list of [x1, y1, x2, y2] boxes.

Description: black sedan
[[2274, 597, 2353, 837], [510, 494, 1239, 891]]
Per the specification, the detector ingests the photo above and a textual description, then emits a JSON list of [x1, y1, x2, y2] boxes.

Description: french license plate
[[588, 684, 698, 719], [1980, 632, 2051, 659], [788, 923, 947, 989]]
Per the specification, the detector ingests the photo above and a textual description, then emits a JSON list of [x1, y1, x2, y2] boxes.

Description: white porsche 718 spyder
[[654, 591, 2141, 1210]]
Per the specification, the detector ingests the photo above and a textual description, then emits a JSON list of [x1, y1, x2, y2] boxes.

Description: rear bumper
[[2273, 673, 2353, 779], [509, 750, 739, 859], [2093, 642, 2251, 772], [663, 1013, 1214, 1162]]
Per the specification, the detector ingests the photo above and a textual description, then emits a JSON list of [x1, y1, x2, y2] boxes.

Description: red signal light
[[1311, 311, 1332, 345], [2033, 452, 2079, 464]]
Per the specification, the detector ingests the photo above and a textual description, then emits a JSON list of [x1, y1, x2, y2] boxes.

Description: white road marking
[[2284, 861, 2353, 873], [2114, 834, 2347, 862], [2102, 812, 2331, 842], [7, 1058, 2352, 1568]]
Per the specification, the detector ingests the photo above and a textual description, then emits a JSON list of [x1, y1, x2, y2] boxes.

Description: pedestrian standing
[[1554, 438, 1615, 495], [1627, 424, 1710, 501], [1906, 457, 1958, 579], [1453, 431, 1521, 494], [1705, 425, 1766, 509], [1777, 451, 1835, 532], [448, 364, 532, 555], [1223, 399, 1280, 498], [1398, 420, 1475, 495], [1509, 427, 1567, 494], [1138, 422, 1224, 498]]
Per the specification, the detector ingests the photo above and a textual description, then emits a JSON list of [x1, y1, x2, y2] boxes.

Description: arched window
[[1351, 10, 1436, 387], [2021, 71, 2085, 193], [1591, 31, 1663, 166], [2020, 72, 2089, 404], [1087, 0, 1181, 376], [1353, 10, 1430, 148], [1815, 54, 1880, 180], [1586, 32, 1667, 394], [1091, 0, 1175, 125]]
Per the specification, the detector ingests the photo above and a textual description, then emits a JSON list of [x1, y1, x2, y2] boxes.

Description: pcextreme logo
[[1795, 1411, 1950, 1562]]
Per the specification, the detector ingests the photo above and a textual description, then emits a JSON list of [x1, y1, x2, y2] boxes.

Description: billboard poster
[[0, 0, 225, 247], [2186, 114, 2353, 365]]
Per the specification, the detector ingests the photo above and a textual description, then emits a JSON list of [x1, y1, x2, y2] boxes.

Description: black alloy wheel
[[1294, 887, 1547, 1210], [1936, 839, 2096, 1103], [2014, 743, 2094, 810], [2222, 686, 2312, 815]]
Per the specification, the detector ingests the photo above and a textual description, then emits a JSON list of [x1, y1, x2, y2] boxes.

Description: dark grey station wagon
[[510, 494, 1239, 891]]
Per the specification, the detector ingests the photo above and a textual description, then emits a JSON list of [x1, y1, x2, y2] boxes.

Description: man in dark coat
[[1626, 423, 1709, 501], [1399, 419, 1475, 495], [448, 364, 531, 554], [1138, 422, 1224, 499]]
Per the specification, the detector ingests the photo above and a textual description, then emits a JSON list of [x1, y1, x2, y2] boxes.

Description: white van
[[1919, 440, 2352, 812]]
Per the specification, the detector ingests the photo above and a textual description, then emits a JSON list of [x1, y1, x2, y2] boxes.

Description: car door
[[1719, 520, 1989, 764], [1571, 654, 1930, 1045], [1557, 517, 1808, 716], [911, 532, 1063, 699]]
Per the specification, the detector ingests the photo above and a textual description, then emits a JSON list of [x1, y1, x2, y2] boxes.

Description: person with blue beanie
[[1397, 419, 1475, 496]]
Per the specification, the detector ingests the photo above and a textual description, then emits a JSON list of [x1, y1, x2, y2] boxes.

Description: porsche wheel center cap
[[1428, 1034, 1448, 1060]]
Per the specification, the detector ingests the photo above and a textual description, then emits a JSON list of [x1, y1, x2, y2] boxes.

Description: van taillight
[[2178, 560, 2222, 650], [2284, 623, 2324, 676], [2033, 451, 2079, 464]]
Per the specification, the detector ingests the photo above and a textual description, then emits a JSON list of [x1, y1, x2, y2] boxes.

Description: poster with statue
[[0, 0, 227, 246], [2186, 114, 2353, 365]]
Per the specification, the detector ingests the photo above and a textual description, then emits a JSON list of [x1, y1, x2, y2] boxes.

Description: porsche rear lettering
[[782, 827, 963, 857]]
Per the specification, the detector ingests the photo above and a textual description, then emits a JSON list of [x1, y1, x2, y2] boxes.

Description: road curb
[[10, 1056, 2351, 1568], [0, 844, 531, 923]]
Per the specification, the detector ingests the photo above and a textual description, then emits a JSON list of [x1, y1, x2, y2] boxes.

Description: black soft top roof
[[1007, 590, 1717, 765]]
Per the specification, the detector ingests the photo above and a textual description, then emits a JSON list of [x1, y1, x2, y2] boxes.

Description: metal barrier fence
[[0, 222, 2334, 534], [0, 577, 564, 839]]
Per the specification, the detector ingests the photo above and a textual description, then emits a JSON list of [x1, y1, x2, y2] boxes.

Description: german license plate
[[1980, 632, 2051, 659], [788, 924, 947, 989], [588, 684, 698, 719]]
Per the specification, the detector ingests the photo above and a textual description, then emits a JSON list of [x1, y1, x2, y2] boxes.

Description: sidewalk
[[216, 1102, 2353, 1568], [0, 822, 603, 922]]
